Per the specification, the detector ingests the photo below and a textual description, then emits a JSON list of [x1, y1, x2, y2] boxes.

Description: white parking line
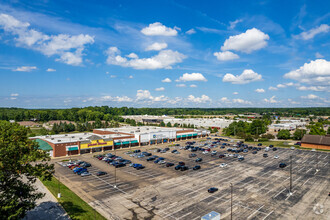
[[262, 210, 274, 220], [247, 205, 264, 219]]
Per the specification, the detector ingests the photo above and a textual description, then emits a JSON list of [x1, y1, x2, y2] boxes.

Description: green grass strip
[[40, 176, 106, 220]]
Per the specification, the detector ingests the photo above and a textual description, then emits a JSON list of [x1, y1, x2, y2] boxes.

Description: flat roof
[[95, 126, 192, 135], [32, 132, 115, 144]]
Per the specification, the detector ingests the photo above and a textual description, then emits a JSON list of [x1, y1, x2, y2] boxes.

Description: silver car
[[80, 172, 91, 177]]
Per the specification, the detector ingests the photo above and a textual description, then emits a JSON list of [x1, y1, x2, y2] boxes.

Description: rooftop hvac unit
[[65, 134, 68, 136], [84, 133, 87, 135], [130, 131, 134, 133], [79, 138, 82, 140], [71, 136, 75, 138], [57, 140, 61, 142], [51, 138, 54, 140]]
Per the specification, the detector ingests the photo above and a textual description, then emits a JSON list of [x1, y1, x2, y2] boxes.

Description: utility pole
[[316, 145, 319, 172], [230, 183, 233, 220], [234, 126, 236, 137], [290, 155, 292, 194], [114, 146, 117, 188]]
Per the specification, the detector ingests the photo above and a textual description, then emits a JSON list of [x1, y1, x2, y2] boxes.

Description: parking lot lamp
[[230, 183, 233, 220], [114, 146, 117, 188], [289, 155, 292, 194]]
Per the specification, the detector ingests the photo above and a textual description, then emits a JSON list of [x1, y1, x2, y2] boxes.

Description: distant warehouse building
[[31, 126, 210, 158], [301, 134, 330, 150]]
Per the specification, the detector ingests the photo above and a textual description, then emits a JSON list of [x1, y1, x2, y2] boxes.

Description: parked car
[[195, 158, 203, 162], [96, 171, 107, 176], [193, 165, 201, 170], [166, 162, 174, 167], [274, 155, 279, 159], [178, 162, 185, 166], [208, 187, 218, 193], [147, 157, 156, 161], [172, 149, 178, 153], [219, 163, 227, 168], [115, 163, 126, 168], [263, 154, 268, 158], [180, 166, 189, 171], [252, 151, 257, 154], [273, 147, 277, 151], [258, 143, 262, 146], [189, 153, 197, 158], [76, 168, 87, 175], [219, 154, 225, 158], [279, 163, 287, 168], [291, 146, 295, 150], [80, 172, 91, 177], [134, 164, 145, 170]]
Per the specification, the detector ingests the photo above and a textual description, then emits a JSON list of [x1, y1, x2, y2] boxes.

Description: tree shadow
[[23, 201, 70, 220], [61, 201, 87, 219]]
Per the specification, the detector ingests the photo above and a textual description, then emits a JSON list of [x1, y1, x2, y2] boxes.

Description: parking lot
[[53, 138, 329, 220]]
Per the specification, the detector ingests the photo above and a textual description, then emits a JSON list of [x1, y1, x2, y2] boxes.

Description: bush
[[245, 135, 254, 142], [261, 133, 275, 140], [277, 130, 291, 139], [258, 138, 269, 142]]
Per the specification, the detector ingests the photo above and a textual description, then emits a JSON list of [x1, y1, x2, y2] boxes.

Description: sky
[[0, 0, 329, 108]]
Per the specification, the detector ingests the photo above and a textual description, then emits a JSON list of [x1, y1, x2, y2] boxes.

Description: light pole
[[289, 155, 292, 194], [114, 145, 117, 188], [230, 183, 233, 220]]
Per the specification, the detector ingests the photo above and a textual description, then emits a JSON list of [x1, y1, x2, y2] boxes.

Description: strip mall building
[[31, 126, 210, 157]]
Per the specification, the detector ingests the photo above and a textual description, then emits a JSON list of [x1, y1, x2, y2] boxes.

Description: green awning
[[122, 141, 129, 144], [130, 140, 138, 144], [176, 135, 182, 138], [115, 142, 121, 146], [188, 134, 193, 137], [35, 139, 53, 151], [67, 146, 78, 151], [193, 133, 197, 136], [182, 135, 187, 137]]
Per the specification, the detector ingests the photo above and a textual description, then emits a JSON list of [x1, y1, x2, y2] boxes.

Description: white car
[[219, 163, 228, 168], [211, 150, 217, 154], [274, 155, 279, 159], [80, 172, 91, 177], [290, 146, 295, 150], [202, 151, 209, 154]]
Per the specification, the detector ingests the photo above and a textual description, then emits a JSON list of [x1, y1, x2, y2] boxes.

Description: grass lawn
[[40, 176, 106, 220], [245, 140, 291, 148]]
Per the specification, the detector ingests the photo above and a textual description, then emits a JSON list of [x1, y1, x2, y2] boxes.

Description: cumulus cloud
[[13, 66, 37, 72], [10, 93, 19, 100], [106, 47, 185, 70], [223, 69, 262, 84], [129, 75, 133, 79], [301, 94, 318, 99], [269, 86, 278, 91], [221, 28, 269, 53], [176, 84, 186, 87], [276, 82, 297, 89], [162, 78, 172, 83], [186, 28, 196, 35], [214, 51, 239, 61], [233, 99, 252, 104], [155, 87, 165, 91], [46, 68, 56, 72], [255, 88, 265, 93], [101, 95, 132, 102], [190, 84, 197, 88], [233, 92, 238, 95], [126, 53, 138, 59], [0, 14, 94, 65], [141, 22, 178, 36], [284, 59, 330, 86], [220, 97, 230, 102], [297, 86, 327, 92], [315, 52, 324, 58], [177, 73, 207, 82], [298, 24, 330, 40], [263, 96, 278, 103], [187, 95, 211, 103], [145, 42, 168, 51], [136, 90, 167, 102]]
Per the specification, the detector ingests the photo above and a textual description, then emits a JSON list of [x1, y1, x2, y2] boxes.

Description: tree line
[[0, 107, 329, 122]]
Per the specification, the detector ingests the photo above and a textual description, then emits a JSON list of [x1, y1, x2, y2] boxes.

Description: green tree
[[292, 129, 306, 140], [160, 121, 165, 127], [308, 123, 326, 135], [166, 122, 172, 127], [0, 121, 54, 219], [277, 130, 291, 139], [327, 126, 330, 135]]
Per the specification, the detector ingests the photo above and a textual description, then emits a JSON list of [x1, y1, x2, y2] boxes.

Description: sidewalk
[[23, 178, 70, 220]]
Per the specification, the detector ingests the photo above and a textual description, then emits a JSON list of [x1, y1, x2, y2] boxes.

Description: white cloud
[[186, 28, 196, 35], [46, 68, 56, 72], [145, 42, 168, 51], [297, 85, 327, 92], [176, 84, 186, 87], [214, 51, 239, 61], [11, 93, 19, 96], [221, 28, 269, 53], [269, 86, 278, 91], [162, 78, 172, 83], [187, 95, 211, 103], [129, 75, 133, 79], [233, 99, 252, 104], [277, 84, 286, 88], [110, 75, 116, 78], [223, 69, 262, 84], [233, 92, 238, 95], [229, 19, 243, 29], [276, 82, 297, 88], [284, 59, 330, 86], [136, 90, 153, 100], [13, 66, 37, 72], [126, 53, 138, 59], [298, 24, 330, 40], [106, 47, 185, 70], [190, 84, 197, 88], [167, 97, 182, 104], [141, 22, 178, 36], [220, 97, 230, 102], [101, 95, 132, 102], [263, 96, 278, 103], [155, 87, 165, 91], [0, 14, 94, 66], [177, 73, 207, 82], [301, 94, 318, 99], [315, 52, 324, 58], [153, 95, 168, 102], [255, 88, 265, 93]]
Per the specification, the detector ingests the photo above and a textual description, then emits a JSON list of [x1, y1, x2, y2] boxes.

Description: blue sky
[[0, 0, 329, 108]]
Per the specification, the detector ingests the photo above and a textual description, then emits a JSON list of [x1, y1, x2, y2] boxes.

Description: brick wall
[[53, 141, 79, 157], [301, 143, 330, 150]]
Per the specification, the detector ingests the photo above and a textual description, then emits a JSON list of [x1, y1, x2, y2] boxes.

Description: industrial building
[[163, 118, 235, 129], [32, 126, 210, 158], [301, 134, 330, 150]]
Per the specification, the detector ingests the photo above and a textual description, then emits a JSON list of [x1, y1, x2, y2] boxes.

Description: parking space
[[52, 138, 329, 219]]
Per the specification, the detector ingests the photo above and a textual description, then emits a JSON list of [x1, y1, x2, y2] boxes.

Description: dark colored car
[[193, 165, 201, 170], [195, 158, 203, 162], [178, 162, 185, 166], [115, 163, 126, 168], [189, 153, 197, 158], [258, 143, 262, 146], [279, 163, 287, 168], [96, 171, 107, 176], [147, 157, 156, 161], [219, 154, 225, 158], [263, 154, 268, 158], [180, 166, 189, 171], [172, 150, 178, 153], [208, 187, 218, 193], [238, 157, 244, 161], [166, 162, 174, 167], [269, 145, 274, 148], [175, 165, 182, 170], [252, 151, 257, 154], [134, 164, 145, 170], [76, 168, 87, 175], [273, 147, 277, 151]]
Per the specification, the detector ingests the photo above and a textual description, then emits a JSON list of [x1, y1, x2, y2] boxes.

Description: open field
[[52, 137, 329, 220]]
